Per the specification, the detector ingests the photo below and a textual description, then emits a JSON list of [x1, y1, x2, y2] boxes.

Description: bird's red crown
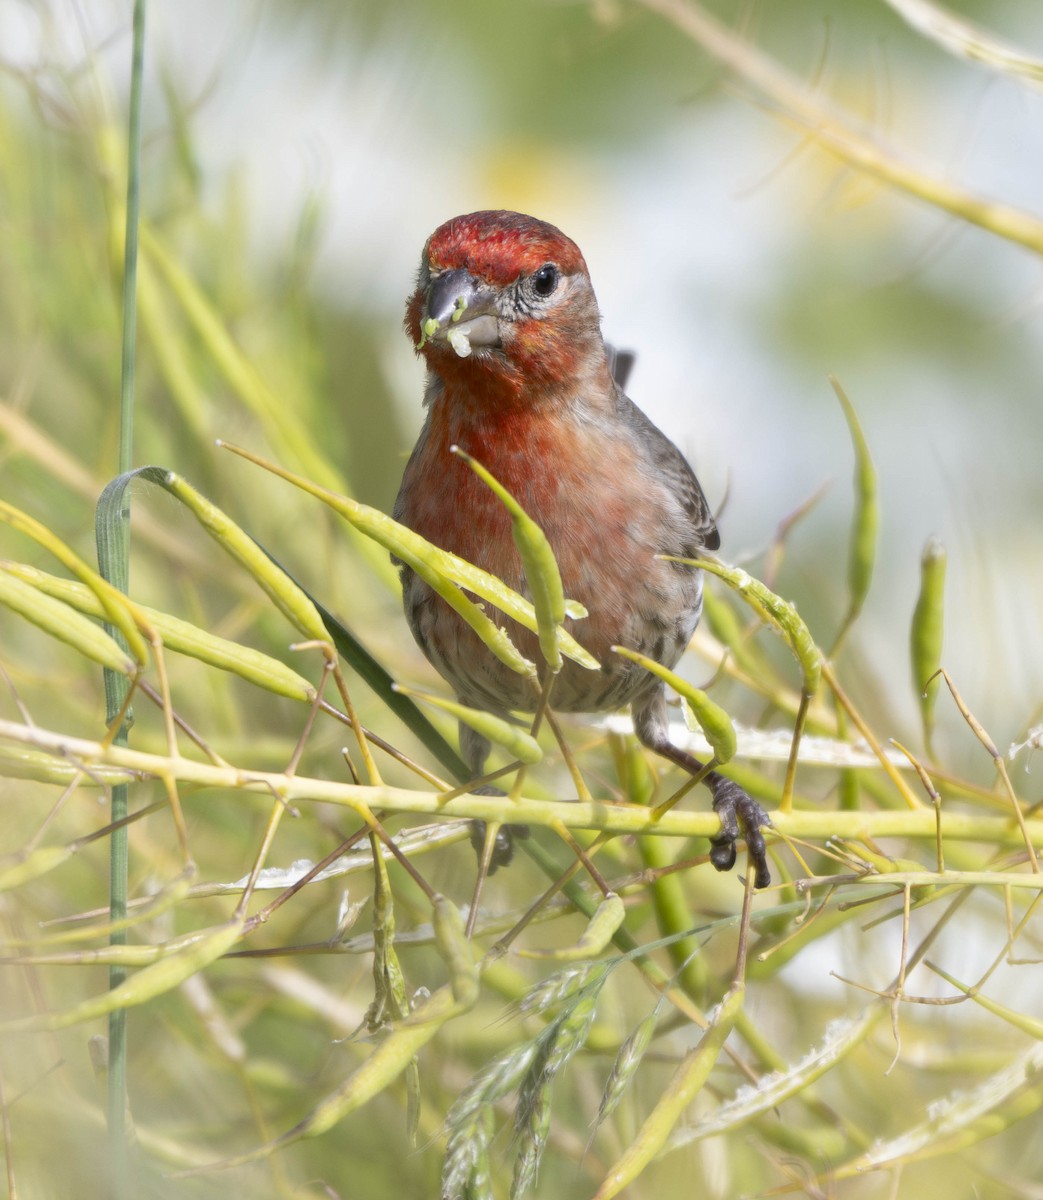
[[424, 210, 586, 284]]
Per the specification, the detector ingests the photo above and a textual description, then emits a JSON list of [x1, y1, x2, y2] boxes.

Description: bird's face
[[405, 211, 605, 399]]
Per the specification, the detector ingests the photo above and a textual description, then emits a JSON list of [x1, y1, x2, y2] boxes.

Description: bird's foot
[[468, 786, 530, 874], [709, 778, 772, 889]]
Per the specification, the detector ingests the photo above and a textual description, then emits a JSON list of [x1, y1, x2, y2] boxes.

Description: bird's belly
[[396, 412, 704, 714]]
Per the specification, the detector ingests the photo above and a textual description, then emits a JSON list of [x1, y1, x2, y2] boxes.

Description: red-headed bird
[[394, 210, 770, 887]]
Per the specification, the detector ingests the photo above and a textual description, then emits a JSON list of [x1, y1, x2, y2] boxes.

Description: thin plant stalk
[[99, 1, 147, 1190]]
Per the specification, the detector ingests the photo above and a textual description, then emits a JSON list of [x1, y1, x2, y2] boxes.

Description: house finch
[[394, 210, 770, 888]]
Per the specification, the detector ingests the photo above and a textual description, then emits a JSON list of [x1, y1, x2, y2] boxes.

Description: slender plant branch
[[97, 2, 147, 1191]]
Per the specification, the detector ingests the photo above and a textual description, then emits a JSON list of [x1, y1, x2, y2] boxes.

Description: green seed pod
[[0, 569, 136, 676], [830, 376, 878, 651], [5, 563, 317, 702], [0, 844, 78, 893], [394, 685, 543, 765], [161, 470, 330, 641], [452, 446, 566, 673], [594, 983, 745, 1199], [433, 894, 478, 1006], [1, 921, 244, 1033], [518, 892, 626, 961], [911, 536, 946, 753], [612, 645, 736, 762], [676, 558, 822, 696], [2, 495, 149, 665]]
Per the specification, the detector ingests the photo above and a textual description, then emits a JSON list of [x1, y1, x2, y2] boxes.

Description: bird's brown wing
[[614, 384, 721, 554]]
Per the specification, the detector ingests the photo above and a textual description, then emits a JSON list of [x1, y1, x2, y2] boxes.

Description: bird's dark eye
[[531, 263, 560, 298]]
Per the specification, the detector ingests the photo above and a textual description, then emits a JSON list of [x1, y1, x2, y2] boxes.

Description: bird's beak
[[418, 268, 500, 358]]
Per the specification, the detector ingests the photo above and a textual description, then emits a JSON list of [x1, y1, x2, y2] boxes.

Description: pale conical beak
[[419, 268, 500, 357]]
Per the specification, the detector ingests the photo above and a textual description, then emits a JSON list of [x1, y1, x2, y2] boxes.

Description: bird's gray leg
[[459, 721, 529, 874], [632, 689, 771, 889]]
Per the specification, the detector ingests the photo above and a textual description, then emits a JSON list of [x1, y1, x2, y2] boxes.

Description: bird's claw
[[710, 779, 772, 889], [468, 787, 530, 874]]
